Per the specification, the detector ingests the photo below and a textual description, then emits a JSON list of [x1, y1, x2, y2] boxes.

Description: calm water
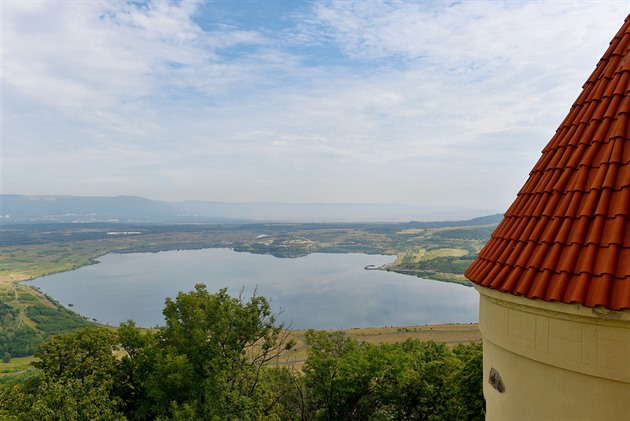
[[29, 249, 478, 329]]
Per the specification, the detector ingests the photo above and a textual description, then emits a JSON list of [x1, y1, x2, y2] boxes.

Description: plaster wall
[[475, 285, 630, 421]]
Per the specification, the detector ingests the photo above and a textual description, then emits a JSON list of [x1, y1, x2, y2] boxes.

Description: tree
[[452, 342, 485, 420], [1, 327, 126, 420], [303, 330, 386, 420], [303, 335, 484, 421], [32, 327, 118, 383], [0, 285, 485, 420], [121, 284, 294, 420]]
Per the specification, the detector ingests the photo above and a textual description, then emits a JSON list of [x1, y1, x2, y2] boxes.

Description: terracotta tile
[[602, 73, 621, 99], [552, 145, 576, 170], [592, 117, 613, 142], [597, 215, 625, 246], [615, 248, 630, 277], [541, 191, 564, 218], [574, 98, 600, 126], [613, 32, 630, 56], [556, 190, 581, 218], [602, 93, 622, 120], [513, 267, 537, 295], [611, 277, 630, 310], [608, 186, 630, 216], [611, 110, 628, 140], [593, 188, 613, 216], [613, 70, 629, 95], [466, 15, 630, 310], [545, 168, 569, 193], [576, 189, 602, 217], [527, 269, 553, 299], [555, 241, 583, 274], [565, 141, 590, 169], [555, 216, 576, 244], [562, 272, 591, 305], [595, 244, 621, 275], [544, 271, 571, 301], [500, 265, 524, 293], [567, 122, 590, 148], [584, 215, 606, 245], [591, 75, 609, 100], [565, 215, 591, 245], [604, 162, 630, 190], [583, 274, 613, 307], [565, 165, 590, 192]]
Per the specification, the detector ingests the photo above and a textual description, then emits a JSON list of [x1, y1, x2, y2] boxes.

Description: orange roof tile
[[465, 15, 630, 311]]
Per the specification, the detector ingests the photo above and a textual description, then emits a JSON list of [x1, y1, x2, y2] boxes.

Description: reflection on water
[[29, 249, 478, 329]]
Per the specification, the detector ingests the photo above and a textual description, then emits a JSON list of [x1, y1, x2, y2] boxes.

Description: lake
[[28, 249, 479, 329]]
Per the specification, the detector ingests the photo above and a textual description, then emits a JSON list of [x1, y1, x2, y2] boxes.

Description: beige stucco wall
[[475, 285, 630, 421]]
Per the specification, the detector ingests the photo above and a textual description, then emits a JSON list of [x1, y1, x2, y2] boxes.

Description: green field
[[0, 220, 495, 356], [1, 220, 496, 283]]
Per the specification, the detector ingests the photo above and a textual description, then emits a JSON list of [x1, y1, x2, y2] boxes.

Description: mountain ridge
[[0, 194, 500, 224]]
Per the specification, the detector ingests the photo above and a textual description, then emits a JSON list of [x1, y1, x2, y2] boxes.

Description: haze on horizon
[[2, 1, 627, 215]]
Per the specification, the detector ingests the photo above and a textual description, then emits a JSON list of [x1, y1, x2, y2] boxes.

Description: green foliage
[[116, 285, 294, 420], [452, 342, 485, 420], [0, 286, 94, 359], [0, 287, 484, 420], [0, 298, 43, 357], [32, 327, 118, 381], [303, 332, 485, 420], [432, 227, 494, 241], [414, 256, 475, 274], [0, 325, 42, 358], [25, 303, 92, 334], [0, 327, 126, 420]]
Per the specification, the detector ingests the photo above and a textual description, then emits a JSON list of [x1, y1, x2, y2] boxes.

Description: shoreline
[[2, 249, 475, 337]]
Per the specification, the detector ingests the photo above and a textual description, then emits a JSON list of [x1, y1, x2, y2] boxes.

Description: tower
[[465, 15, 630, 420]]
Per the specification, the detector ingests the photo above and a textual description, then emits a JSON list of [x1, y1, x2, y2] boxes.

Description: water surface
[[29, 249, 478, 329]]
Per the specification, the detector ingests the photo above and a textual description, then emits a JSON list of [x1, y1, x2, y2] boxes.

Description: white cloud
[[2, 0, 628, 212]]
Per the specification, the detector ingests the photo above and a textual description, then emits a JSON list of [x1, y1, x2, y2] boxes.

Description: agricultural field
[[0, 218, 496, 357], [1, 218, 499, 283]]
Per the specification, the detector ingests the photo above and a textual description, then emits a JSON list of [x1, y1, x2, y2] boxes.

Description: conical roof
[[465, 15, 630, 311]]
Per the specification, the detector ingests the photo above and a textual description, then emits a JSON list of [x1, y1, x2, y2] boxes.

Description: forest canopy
[[0, 285, 484, 420]]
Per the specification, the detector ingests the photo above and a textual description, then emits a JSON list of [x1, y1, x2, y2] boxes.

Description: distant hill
[[0, 194, 500, 224], [405, 213, 503, 229], [0, 195, 180, 223]]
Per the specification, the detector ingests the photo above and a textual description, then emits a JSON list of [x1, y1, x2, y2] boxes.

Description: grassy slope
[[0, 281, 96, 359], [0, 356, 38, 385]]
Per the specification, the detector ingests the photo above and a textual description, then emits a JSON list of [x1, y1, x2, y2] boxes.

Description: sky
[[2, 0, 629, 216]]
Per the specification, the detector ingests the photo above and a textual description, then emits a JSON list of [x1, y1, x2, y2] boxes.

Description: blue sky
[[2, 0, 628, 217]]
